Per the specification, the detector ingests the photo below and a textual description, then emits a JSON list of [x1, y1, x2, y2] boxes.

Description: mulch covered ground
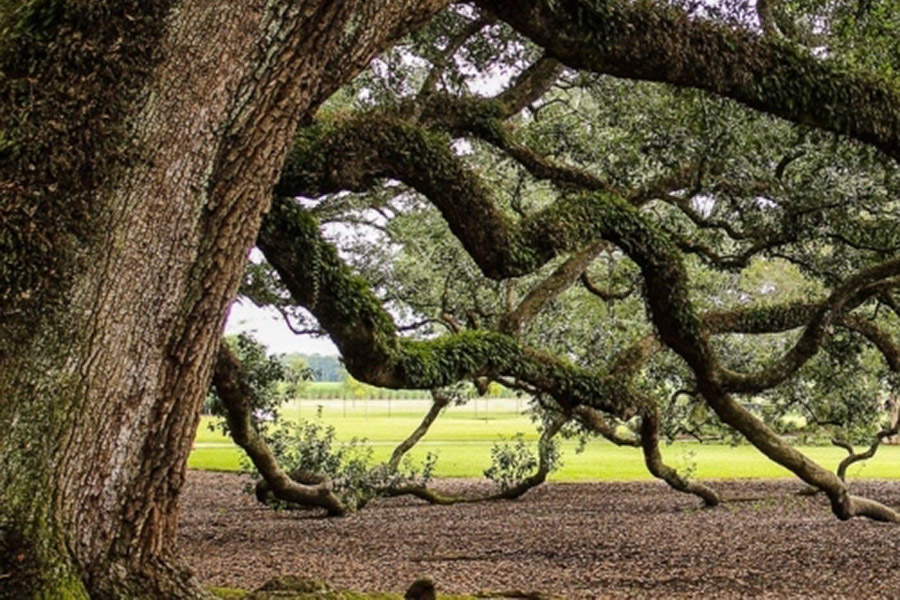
[[178, 471, 900, 599]]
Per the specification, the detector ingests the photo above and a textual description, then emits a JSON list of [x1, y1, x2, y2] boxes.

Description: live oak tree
[[0, 1, 447, 597], [2, 0, 899, 598], [222, 0, 900, 519]]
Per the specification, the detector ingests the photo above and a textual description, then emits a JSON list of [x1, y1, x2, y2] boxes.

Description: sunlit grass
[[190, 399, 900, 481]]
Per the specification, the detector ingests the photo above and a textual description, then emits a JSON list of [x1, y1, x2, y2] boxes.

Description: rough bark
[[0, 1, 447, 596], [257, 199, 643, 420], [270, 87, 900, 521]]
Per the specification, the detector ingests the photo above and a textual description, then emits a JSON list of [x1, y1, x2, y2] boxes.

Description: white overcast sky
[[225, 300, 339, 356]]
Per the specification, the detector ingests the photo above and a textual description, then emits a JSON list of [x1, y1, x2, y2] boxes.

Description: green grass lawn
[[191, 399, 900, 481]]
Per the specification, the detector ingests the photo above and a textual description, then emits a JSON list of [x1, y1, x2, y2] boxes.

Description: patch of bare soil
[[178, 471, 900, 599]]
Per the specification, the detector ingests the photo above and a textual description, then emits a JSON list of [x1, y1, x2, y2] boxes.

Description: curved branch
[[483, 0, 900, 160], [258, 199, 643, 420], [571, 400, 719, 505], [501, 241, 604, 335], [384, 413, 567, 503], [271, 108, 900, 522], [842, 315, 900, 372], [212, 343, 346, 516], [495, 56, 564, 116], [833, 410, 900, 482], [418, 16, 493, 99], [608, 300, 822, 379], [572, 404, 717, 505], [417, 95, 621, 195], [639, 408, 720, 507], [387, 388, 452, 471], [580, 271, 633, 302], [718, 261, 900, 393], [573, 405, 639, 447]]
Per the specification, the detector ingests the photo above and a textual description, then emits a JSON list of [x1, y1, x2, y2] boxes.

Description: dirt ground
[[178, 471, 900, 599]]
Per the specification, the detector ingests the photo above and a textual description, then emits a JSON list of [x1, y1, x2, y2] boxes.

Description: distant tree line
[[286, 353, 343, 382]]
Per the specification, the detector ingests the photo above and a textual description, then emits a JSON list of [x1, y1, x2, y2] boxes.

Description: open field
[[190, 399, 900, 480], [298, 381, 518, 400], [180, 471, 900, 599]]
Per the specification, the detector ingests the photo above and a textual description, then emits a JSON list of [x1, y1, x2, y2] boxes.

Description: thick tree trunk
[[0, 1, 445, 597]]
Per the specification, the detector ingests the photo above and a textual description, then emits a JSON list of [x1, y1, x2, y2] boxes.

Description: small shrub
[[245, 408, 438, 512], [483, 433, 559, 491]]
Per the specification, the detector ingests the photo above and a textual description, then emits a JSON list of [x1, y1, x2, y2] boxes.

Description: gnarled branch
[[639, 407, 720, 507], [387, 388, 452, 471], [484, 0, 900, 160], [386, 413, 568, 503], [212, 342, 347, 516]]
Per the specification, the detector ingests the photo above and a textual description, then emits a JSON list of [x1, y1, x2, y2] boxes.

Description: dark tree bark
[[482, 0, 900, 161], [0, 1, 446, 597]]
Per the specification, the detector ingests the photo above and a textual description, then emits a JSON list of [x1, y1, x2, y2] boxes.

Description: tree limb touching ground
[[383, 413, 569, 505], [387, 389, 453, 472], [251, 11, 900, 517], [260, 105, 900, 520], [5, 0, 900, 595], [213, 344, 572, 511], [213, 343, 347, 516]]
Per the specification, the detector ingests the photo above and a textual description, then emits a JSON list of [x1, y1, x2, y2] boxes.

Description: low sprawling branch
[[212, 343, 346, 516], [261, 189, 900, 520], [639, 408, 720, 507], [572, 404, 718, 506], [258, 13, 900, 520], [385, 413, 568, 504], [258, 198, 644, 420]]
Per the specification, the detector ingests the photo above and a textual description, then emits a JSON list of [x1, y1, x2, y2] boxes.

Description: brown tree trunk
[[0, 1, 445, 597]]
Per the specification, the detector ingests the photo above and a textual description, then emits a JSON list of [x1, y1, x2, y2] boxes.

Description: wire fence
[[284, 396, 528, 418]]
